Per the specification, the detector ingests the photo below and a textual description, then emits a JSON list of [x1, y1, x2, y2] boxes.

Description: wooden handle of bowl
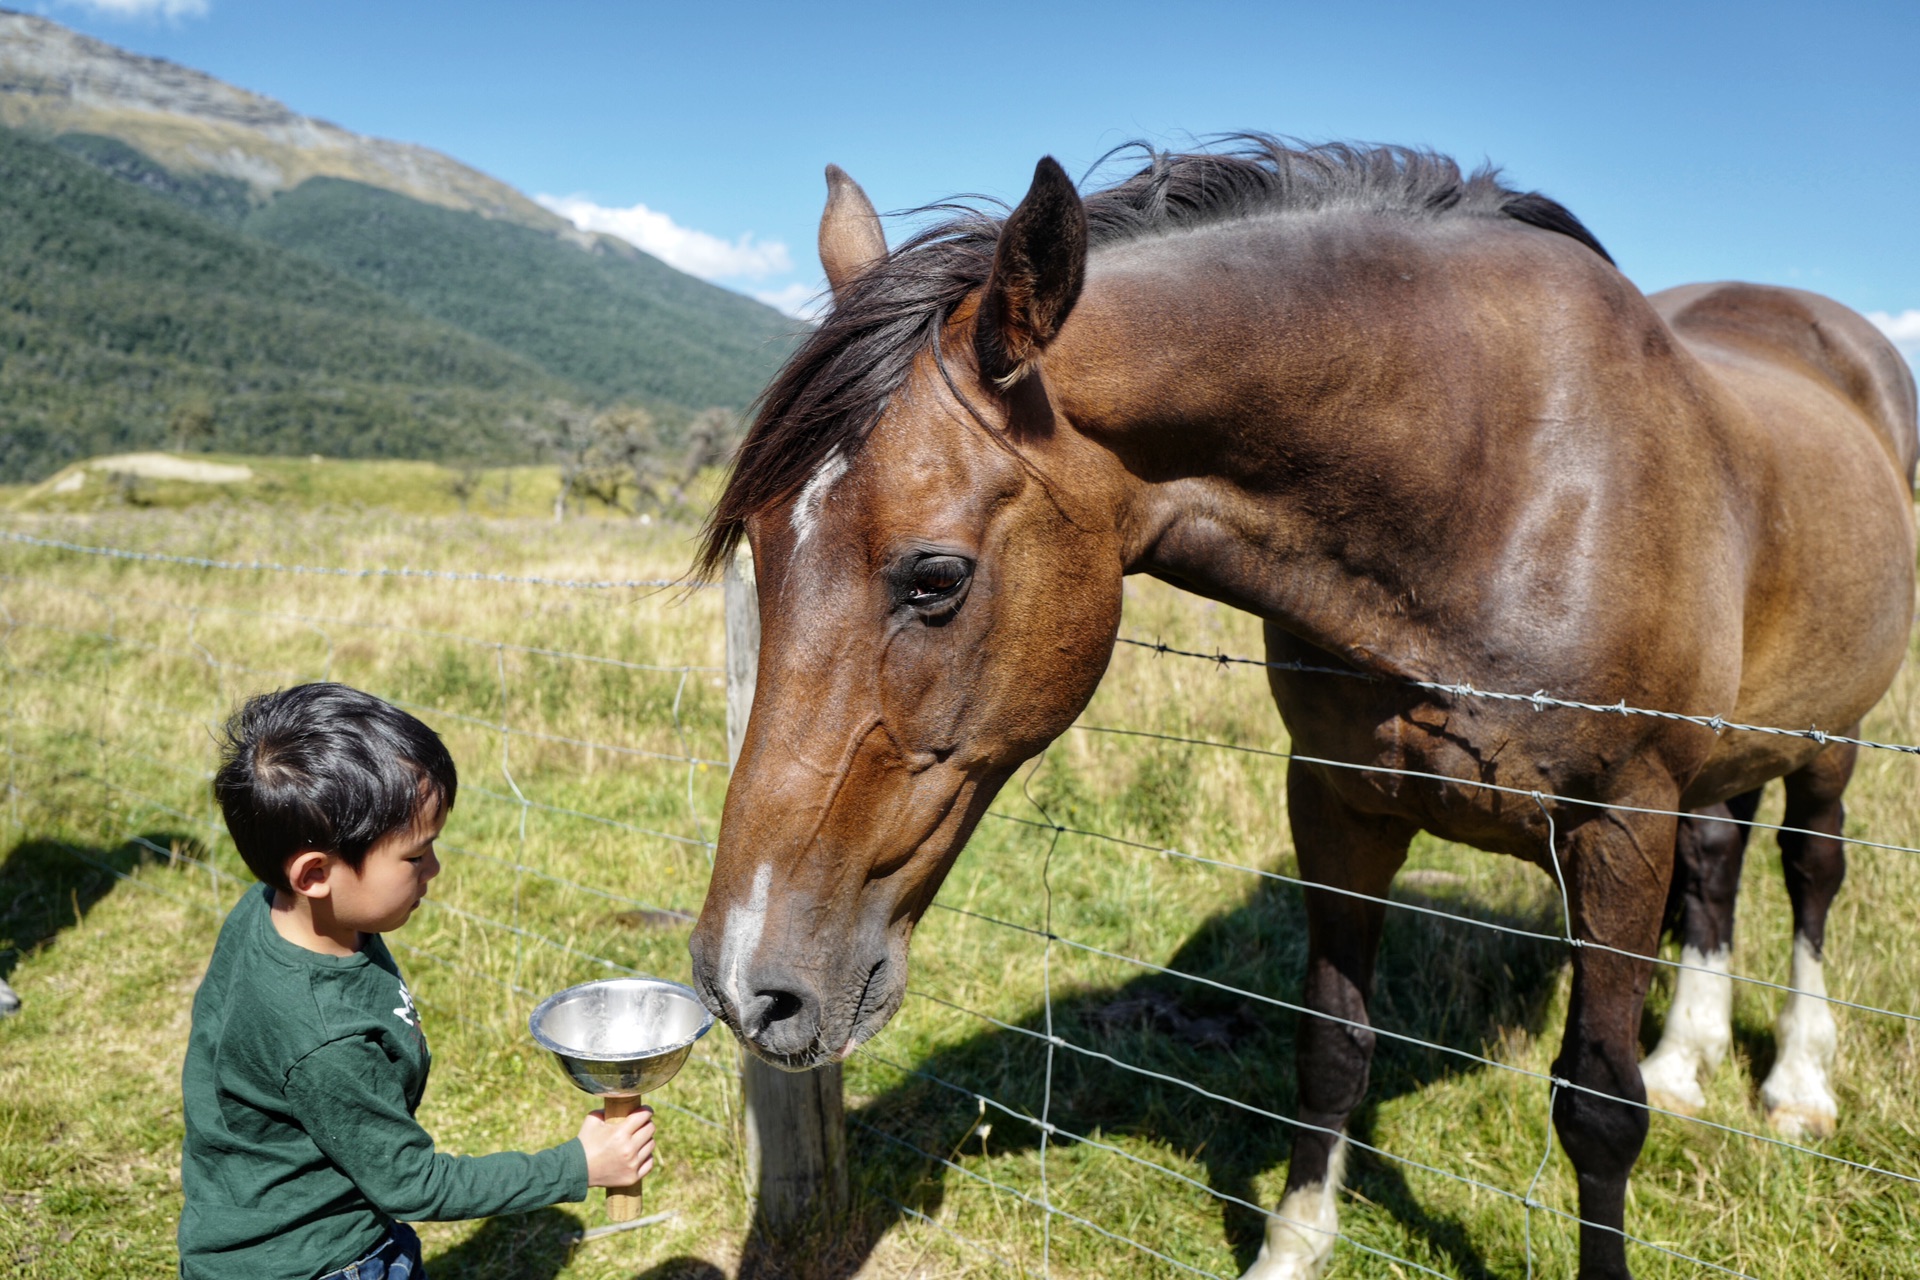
[[602, 1094, 643, 1221]]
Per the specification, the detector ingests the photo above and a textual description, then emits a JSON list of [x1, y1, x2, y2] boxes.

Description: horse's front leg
[[1245, 761, 1414, 1280], [1553, 802, 1676, 1280]]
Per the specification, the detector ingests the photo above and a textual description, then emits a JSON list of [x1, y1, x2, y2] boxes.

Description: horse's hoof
[[0, 978, 19, 1016], [1760, 1048, 1837, 1141], [1243, 1191, 1340, 1279], [1764, 1098, 1837, 1141], [1240, 1252, 1327, 1280], [1638, 1053, 1706, 1116]]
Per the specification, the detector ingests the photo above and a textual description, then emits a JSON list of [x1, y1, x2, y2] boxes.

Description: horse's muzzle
[[689, 917, 901, 1070]]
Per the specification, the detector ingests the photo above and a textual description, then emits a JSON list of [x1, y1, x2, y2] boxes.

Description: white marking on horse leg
[[1639, 945, 1732, 1115], [1242, 1137, 1346, 1280], [1760, 934, 1839, 1139], [716, 864, 772, 1021], [789, 447, 848, 547]]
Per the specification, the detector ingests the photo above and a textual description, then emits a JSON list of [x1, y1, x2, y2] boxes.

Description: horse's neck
[[1048, 222, 1574, 673]]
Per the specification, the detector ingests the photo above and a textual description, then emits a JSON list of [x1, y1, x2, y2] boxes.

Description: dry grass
[[3, 496, 1918, 1278]]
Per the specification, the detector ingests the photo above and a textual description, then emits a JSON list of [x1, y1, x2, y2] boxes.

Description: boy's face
[[328, 801, 444, 935]]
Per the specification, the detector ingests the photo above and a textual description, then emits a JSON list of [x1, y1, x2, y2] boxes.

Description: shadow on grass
[[424, 1207, 584, 1280], [0, 831, 203, 1008], [738, 872, 1564, 1280], [424, 1208, 731, 1280]]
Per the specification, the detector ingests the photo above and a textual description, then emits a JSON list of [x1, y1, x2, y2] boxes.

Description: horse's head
[[688, 160, 1125, 1068]]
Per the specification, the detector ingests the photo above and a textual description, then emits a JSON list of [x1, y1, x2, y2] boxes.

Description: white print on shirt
[[393, 980, 418, 1029]]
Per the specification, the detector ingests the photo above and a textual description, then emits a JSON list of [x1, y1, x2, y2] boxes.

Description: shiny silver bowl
[[528, 976, 714, 1097]]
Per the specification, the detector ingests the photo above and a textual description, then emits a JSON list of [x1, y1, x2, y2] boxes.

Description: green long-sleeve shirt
[[178, 884, 586, 1280]]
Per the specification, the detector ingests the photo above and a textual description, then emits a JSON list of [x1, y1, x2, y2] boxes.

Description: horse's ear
[[975, 156, 1087, 389], [819, 164, 887, 298]]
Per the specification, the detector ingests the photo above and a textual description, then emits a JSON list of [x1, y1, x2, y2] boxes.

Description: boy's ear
[[285, 850, 334, 900]]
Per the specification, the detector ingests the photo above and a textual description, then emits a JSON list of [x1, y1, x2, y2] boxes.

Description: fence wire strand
[[6, 533, 1917, 1279], [1119, 634, 1920, 758]]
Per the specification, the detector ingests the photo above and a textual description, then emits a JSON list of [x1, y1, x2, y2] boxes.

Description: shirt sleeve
[[284, 1034, 588, 1222]]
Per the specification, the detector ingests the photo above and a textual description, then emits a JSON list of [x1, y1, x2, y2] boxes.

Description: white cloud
[[1868, 310, 1920, 360], [537, 193, 791, 282], [57, 0, 209, 17], [753, 282, 828, 322]]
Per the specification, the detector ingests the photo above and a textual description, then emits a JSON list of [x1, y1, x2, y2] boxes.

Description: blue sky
[[26, 0, 1920, 354]]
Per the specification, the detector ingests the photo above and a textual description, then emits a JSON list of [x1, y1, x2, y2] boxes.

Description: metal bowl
[[529, 976, 715, 1097]]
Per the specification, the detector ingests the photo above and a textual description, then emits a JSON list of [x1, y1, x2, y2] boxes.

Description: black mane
[[695, 135, 1610, 577]]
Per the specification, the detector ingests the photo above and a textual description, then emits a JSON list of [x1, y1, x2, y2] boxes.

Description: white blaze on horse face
[[790, 447, 849, 549], [1639, 945, 1733, 1115], [1760, 934, 1840, 1139], [717, 863, 773, 1020], [1243, 1137, 1345, 1280]]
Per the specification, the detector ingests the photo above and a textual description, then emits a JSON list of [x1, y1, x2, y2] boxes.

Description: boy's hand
[[579, 1105, 655, 1188]]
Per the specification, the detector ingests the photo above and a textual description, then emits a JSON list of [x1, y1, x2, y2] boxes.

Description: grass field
[[3, 478, 1918, 1278]]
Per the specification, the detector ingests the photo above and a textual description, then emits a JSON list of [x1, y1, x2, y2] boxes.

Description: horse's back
[[1652, 282, 1918, 486]]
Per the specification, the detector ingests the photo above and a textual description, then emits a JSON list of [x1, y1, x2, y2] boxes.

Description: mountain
[[244, 178, 800, 412], [0, 7, 566, 232], [0, 123, 568, 482], [0, 10, 804, 483]]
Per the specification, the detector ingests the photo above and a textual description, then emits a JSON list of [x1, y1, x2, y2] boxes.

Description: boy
[[179, 683, 654, 1280]]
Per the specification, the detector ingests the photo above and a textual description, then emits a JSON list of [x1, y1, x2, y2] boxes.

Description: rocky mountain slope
[[0, 7, 567, 231], [0, 124, 567, 482], [0, 12, 801, 483]]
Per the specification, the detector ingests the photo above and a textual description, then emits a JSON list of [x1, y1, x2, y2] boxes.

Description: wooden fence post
[[724, 544, 850, 1228]]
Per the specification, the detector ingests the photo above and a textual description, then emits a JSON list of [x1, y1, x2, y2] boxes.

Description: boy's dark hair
[[213, 683, 458, 893]]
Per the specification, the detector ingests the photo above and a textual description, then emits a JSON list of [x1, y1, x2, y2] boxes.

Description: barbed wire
[[983, 807, 1920, 1028], [1119, 635, 1920, 758], [0, 529, 711, 592], [856, 1044, 1459, 1280], [3, 611, 728, 774], [8, 535, 1918, 1278], [0, 572, 723, 676], [909, 897, 1919, 1187], [851, 1119, 1239, 1280]]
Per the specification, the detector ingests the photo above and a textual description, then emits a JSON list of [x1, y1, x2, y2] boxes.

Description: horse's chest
[[1281, 687, 1638, 858]]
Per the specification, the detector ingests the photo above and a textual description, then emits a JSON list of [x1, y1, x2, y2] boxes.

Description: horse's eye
[[911, 559, 967, 598], [902, 555, 972, 617]]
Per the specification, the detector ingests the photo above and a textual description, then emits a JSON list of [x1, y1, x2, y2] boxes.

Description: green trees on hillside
[[0, 124, 791, 485], [0, 124, 569, 480], [243, 178, 799, 411]]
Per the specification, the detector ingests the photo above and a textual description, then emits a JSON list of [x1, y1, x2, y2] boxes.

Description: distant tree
[[582, 405, 661, 515], [517, 399, 598, 520], [447, 463, 482, 512], [662, 407, 742, 513], [169, 394, 216, 453]]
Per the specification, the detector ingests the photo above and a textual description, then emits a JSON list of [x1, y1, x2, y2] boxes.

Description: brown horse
[[687, 138, 1917, 1279]]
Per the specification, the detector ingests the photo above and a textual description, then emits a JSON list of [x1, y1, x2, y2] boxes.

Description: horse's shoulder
[[1650, 282, 1917, 482]]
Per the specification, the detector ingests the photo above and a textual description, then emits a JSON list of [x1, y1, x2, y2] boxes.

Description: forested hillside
[[0, 12, 804, 485], [0, 124, 567, 481], [244, 178, 799, 411]]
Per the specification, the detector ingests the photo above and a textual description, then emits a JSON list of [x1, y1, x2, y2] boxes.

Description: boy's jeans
[[316, 1223, 425, 1280]]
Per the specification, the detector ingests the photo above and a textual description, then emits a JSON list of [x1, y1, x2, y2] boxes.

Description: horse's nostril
[[752, 988, 804, 1032], [741, 984, 820, 1058]]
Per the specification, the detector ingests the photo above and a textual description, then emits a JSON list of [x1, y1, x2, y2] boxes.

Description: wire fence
[[5, 523, 1918, 1278]]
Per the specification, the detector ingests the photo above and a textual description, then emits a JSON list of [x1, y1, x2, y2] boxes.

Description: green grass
[[2, 507, 1918, 1278], [2, 451, 732, 522]]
